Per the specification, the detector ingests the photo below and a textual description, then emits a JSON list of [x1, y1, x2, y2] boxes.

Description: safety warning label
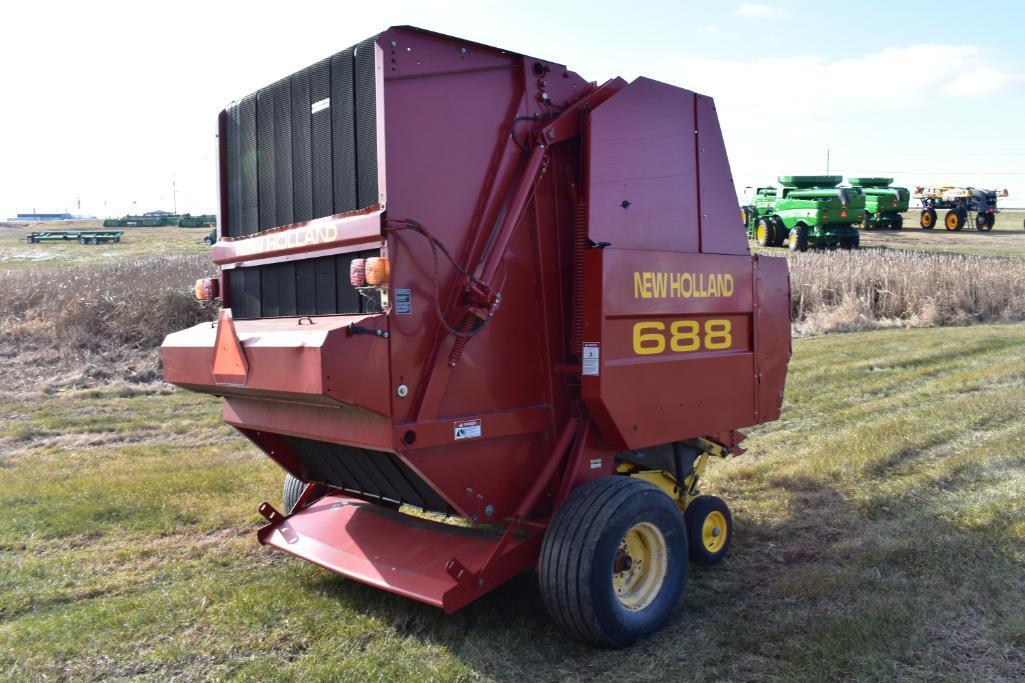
[[394, 288, 412, 315], [454, 419, 482, 440], [582, 342, 600, 376]]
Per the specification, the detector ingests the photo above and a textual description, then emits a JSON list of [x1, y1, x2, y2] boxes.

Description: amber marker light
[[194, 278, 219, 301], [365, 256, 390, 285], [350, 258, 367, 287]]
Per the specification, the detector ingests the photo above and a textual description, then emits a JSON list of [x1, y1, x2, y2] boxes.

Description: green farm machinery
[[103, 213, 184, 228], [849, 177, 909, 230], [741, 175, 865, 251], [179, 214, 216, 228], [202, 227, 216, 245], [25, 230, 123, 245]]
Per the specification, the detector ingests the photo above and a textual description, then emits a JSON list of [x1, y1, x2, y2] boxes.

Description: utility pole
[[825, 146, 831, 175], [172, 174, 178, 214]]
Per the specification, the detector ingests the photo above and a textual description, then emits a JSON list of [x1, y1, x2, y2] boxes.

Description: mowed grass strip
[[3, 325, 1025, 680]]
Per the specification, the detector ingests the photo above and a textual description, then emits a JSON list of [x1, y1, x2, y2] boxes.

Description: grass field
[[0, 223, 211, 269], [3, 323, 1024, 680]]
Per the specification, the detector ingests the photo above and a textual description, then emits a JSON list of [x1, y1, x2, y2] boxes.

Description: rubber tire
[[538, 476, 688, 649], [789, 225, 809, 252], [976, 213, 993, 232], [25, 236, 35, 244], [78, 237, 86, 245], [770, 217, 787, 247], [945, 210, 963, 231], [684, 496, 733, 567], [114, 236, 121, 243], [283, 473, 326, 514], [920, 208, 936, 229], [755, 217, 773, 247], [893, 215, 903, 230], [90, 237, 99, 245], [204, 237, 213, 245]]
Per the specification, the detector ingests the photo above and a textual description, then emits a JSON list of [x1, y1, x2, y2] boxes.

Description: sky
[[2, 0, 1024, 219]]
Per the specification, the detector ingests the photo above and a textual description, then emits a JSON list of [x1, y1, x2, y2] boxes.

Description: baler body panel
[[161, 25, 793, 614], [581, 249, 788, 451]]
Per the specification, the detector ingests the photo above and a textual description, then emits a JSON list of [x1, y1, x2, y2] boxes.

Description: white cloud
[[735, 2, 786, 18]]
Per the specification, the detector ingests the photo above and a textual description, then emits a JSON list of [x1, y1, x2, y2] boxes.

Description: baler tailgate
[[257, 493, 533, 613]]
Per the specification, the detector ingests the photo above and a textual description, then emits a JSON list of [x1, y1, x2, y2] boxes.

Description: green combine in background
[[741, 176, 865, 251], [849, 177, 909, 230]]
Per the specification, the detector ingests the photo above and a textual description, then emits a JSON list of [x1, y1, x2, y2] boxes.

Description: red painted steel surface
[[257, 492, 539, 613], [587, 78, 699, 253], [160, 25, 792, 611]]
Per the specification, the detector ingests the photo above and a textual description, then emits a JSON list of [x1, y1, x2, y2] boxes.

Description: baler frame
[[162, 25, 792, 647]]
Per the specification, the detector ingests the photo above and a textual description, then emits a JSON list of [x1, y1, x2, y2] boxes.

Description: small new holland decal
[[582, 342, 600, 376], [454, 419, 482, 440], [311, 97, 330, 114]]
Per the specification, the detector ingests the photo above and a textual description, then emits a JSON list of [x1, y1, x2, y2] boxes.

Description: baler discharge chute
[[161, 25, 792, 647]]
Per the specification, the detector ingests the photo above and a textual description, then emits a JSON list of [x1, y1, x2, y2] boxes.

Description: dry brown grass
[[0, 255, 215, 391], [787, 249, 1025, 335]]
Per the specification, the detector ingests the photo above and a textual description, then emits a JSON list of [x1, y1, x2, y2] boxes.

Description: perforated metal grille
[[227, 249, 383, 319], [281, 435, 451, 514], [222, 38, 378, 239]]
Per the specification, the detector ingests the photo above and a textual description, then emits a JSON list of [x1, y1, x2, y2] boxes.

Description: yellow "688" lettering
[[632, 319, 732, 355]]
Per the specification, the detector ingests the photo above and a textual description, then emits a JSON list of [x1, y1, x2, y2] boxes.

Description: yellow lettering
[[669, 273, 681, 298], [681, 273, 693, 297]]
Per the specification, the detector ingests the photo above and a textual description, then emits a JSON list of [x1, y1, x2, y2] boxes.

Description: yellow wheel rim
[[789, 231, 797, 247], [701, 511, 728, 553], [612, 522, 668, 611], [946, 213, 958, 230], [756, 224, 767, 242], [922, 213, 933, 227]]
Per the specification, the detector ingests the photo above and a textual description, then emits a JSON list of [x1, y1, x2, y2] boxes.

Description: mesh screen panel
[[221, 36, 380, 318], [281, 435, 451, 513], [228, 249, 383, 319]]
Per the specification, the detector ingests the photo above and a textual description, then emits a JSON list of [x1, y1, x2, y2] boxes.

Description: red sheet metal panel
[[581, 248, 758, 450], [696, 94, 749, 255], [257, 493, 536, 613], [587, 77, 699, 253], [162, 313, 390, 415], [754, 255, 791, 422]]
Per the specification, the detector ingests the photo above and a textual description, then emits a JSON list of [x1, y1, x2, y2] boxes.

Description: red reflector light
[[365, 257, 390, 285], [194, 277, 219, 301], [841, 210, 847, 218], [350, 259, 367, 286]]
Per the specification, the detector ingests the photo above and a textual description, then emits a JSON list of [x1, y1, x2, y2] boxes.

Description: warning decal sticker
[[394, 288, 412, 315], [454, 419, 482, 440], [582, 342, 600, 376]]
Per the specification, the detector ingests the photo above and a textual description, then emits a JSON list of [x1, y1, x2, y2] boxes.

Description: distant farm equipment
[[102, 212, 215, 228], [179, 214, 217, 228], [25, 230, 123, 245], [913, 186, 1007, 231], [849, 178, 909, 231], [741, 176, 864, 251]]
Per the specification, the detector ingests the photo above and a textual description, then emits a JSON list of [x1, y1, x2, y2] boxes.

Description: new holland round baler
[[162, 26, 792, 647]]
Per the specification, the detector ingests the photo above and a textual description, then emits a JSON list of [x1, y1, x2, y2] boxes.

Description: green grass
[[0, 223, 210, 270], [3, 324, 1025, 680]]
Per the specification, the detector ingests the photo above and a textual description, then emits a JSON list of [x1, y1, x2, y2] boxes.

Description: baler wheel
[[684, 495, 733, 567], [920, 208, 936, 229], [283, 474, 326, 514], [945, 210, 963, 231], [538, 476, 687, 648], [788, 225, 808, 252]]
